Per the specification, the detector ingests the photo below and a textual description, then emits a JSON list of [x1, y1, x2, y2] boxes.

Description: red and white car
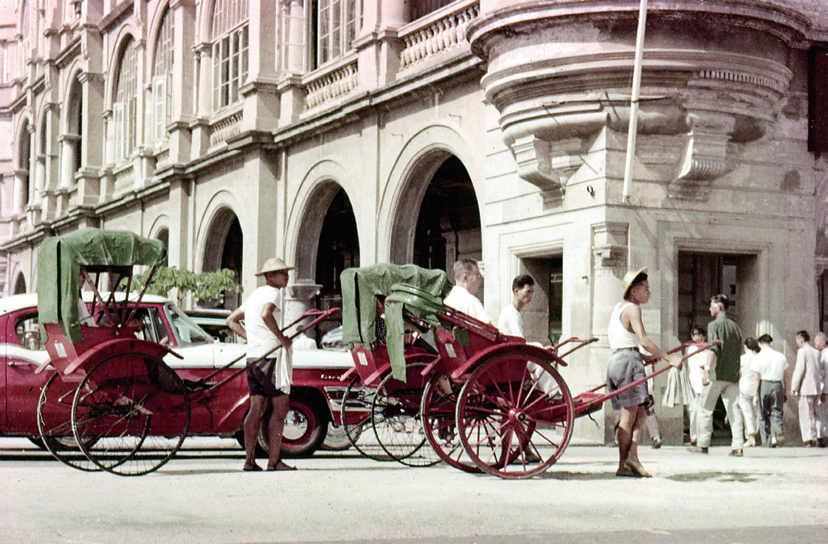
[[0, 293, 353, 457]]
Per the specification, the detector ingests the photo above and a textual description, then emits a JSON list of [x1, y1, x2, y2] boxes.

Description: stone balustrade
[[399, 0, 478, 71], [209, 109, 243, 148], [304, 57, 359, 110]]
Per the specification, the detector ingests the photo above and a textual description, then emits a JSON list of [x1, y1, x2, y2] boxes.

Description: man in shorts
[[227, 257, 295, 472], [607, 268, 681, 477]]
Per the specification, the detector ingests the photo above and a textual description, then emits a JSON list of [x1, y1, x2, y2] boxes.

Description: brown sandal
[[266, 462, 296, 471]]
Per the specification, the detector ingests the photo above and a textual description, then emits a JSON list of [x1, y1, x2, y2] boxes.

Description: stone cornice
[[99, 1, 134, 34], [55, 36, 82, 69]]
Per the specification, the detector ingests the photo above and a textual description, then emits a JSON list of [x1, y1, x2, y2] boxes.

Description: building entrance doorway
[[677, 251, 760, 442], [519, 256, 563, 346]]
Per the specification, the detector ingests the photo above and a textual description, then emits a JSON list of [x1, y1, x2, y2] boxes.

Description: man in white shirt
[[498, 274, 535, 337], [444, 258, 491, 324], [750, 334, 788, 447], [227, 257, 296, 472], [814, 332, 828, 447]]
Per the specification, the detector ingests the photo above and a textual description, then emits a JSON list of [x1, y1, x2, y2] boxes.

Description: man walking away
[[751, 334, 789, 447], [791, 330, 826, 447], [814, 332, 828, 447]]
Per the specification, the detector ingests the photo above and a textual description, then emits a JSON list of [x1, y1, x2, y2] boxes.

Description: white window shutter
[[153, 76, 166, 143], [113, 102, 124, 161]]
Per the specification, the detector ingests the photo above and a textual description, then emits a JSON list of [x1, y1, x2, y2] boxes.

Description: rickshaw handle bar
[[583, 340, 722, 395], [189, 307, 341, 390]]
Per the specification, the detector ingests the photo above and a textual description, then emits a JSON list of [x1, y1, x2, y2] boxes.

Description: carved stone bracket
[[670, 112, 736, 198], [510, 136, 586, 195], [592, 222, 628, 269]]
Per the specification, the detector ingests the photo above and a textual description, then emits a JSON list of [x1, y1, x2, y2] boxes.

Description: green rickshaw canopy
[[340, 263, 451, 379], [37, 228, 167, 343]]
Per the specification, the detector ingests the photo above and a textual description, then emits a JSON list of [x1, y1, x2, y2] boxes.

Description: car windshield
[[167, 304, 214, 346]]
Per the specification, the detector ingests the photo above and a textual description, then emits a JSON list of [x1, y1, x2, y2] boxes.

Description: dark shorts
[[246, 358, 287, 398], [607, 348, 649, 410]]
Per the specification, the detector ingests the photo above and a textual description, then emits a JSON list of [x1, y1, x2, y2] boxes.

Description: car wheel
[[256, 395, 328, 458]]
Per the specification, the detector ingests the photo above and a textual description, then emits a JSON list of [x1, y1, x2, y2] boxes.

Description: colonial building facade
[[2, 0, 828, 444]]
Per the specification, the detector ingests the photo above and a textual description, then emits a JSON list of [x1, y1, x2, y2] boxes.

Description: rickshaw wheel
[[37, 373, 101, 472], [372, 362, 440, 467], [72, 352, 191, 476], [455, 348, 574, 480], [340, 375, 394, 461], [255, 394, 328, 458], [421, 372, 481, 473]]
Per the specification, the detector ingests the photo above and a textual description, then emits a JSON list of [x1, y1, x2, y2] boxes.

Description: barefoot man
[[227, 257, 296, 472], [608, 268, 681, 477]]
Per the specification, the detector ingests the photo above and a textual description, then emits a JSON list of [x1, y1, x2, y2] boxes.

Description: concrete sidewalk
[[1, 438, 826, 543]]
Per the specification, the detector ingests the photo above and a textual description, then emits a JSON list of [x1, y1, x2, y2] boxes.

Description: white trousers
[[798, 396, 820, 442], [698, 380, 744, 450]]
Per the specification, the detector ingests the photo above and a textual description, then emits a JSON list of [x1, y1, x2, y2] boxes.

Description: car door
[[3, 309, 51, 435]]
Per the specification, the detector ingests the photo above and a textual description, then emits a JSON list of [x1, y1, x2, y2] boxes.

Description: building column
[[242, 0, 280, 132], [277, 0, 306, 124], [285, 279, 322, 336], [73, 71, 105, 205], [169, 0, 196, 164], [190, 43, 213, 158], [355, 0, 409, 89]]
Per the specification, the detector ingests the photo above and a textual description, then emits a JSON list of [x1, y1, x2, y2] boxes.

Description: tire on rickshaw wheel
[[372, 362, 440, 467], [37, 373, 101, 472], [71, 352, 191, 476], [455, 347, 574, 479], [421, 372, 481, 473], [340, 375, 393, 461]]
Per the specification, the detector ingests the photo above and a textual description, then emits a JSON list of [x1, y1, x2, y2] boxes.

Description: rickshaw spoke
[[372, 363, 440, 467], [457, 350, 574, 479], [73, 353, 190, 476], [37, 373, 101, 472]]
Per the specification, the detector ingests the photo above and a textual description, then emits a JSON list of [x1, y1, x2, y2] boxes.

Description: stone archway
[[292, 180, 359, 340], [391, 153, 481, 276], [13, 273, 26, 295], [202, 208, 242, 309]]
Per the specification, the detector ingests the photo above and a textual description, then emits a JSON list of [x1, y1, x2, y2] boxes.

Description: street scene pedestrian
[[691, 294, 744, 456], [226, 257, 296, 472], [815, 332, 828, 447], [606, 267, 681, 477], [791, 330, 826, 447], [751, 334, 789, 447], [739, 337, 761, 447], [685, 327, 708, 446]]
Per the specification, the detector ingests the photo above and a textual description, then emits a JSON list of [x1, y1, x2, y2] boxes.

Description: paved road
[[1, 437, 826, 544]]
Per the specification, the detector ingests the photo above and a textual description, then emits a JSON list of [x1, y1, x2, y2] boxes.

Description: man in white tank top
[[608, 268, 682, 477]]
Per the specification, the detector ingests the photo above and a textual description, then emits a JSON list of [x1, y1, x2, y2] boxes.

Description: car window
[[15, 314, 44, 351], [132, 307, 167, 344], [167, 304, 214, 346]]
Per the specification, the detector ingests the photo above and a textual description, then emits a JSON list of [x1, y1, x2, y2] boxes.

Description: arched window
[[153, 9, 175, 144], [212, 0, 249, 111], [313, 0, 362, 69], [113, 38, 138, 162]]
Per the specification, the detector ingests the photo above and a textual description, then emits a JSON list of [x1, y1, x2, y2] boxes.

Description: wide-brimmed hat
[[254, 257, 294, 276], [622, 267, 648, 299]]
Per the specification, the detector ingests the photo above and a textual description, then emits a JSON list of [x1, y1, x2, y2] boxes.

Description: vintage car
[[0, 293, 354, 457]]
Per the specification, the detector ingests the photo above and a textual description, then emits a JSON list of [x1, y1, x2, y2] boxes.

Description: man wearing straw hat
[[227, 257, 296, 472], [607, 267, 681, 477]]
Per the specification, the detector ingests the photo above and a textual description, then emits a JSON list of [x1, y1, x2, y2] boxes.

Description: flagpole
[[622, 0, 648, 202]]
